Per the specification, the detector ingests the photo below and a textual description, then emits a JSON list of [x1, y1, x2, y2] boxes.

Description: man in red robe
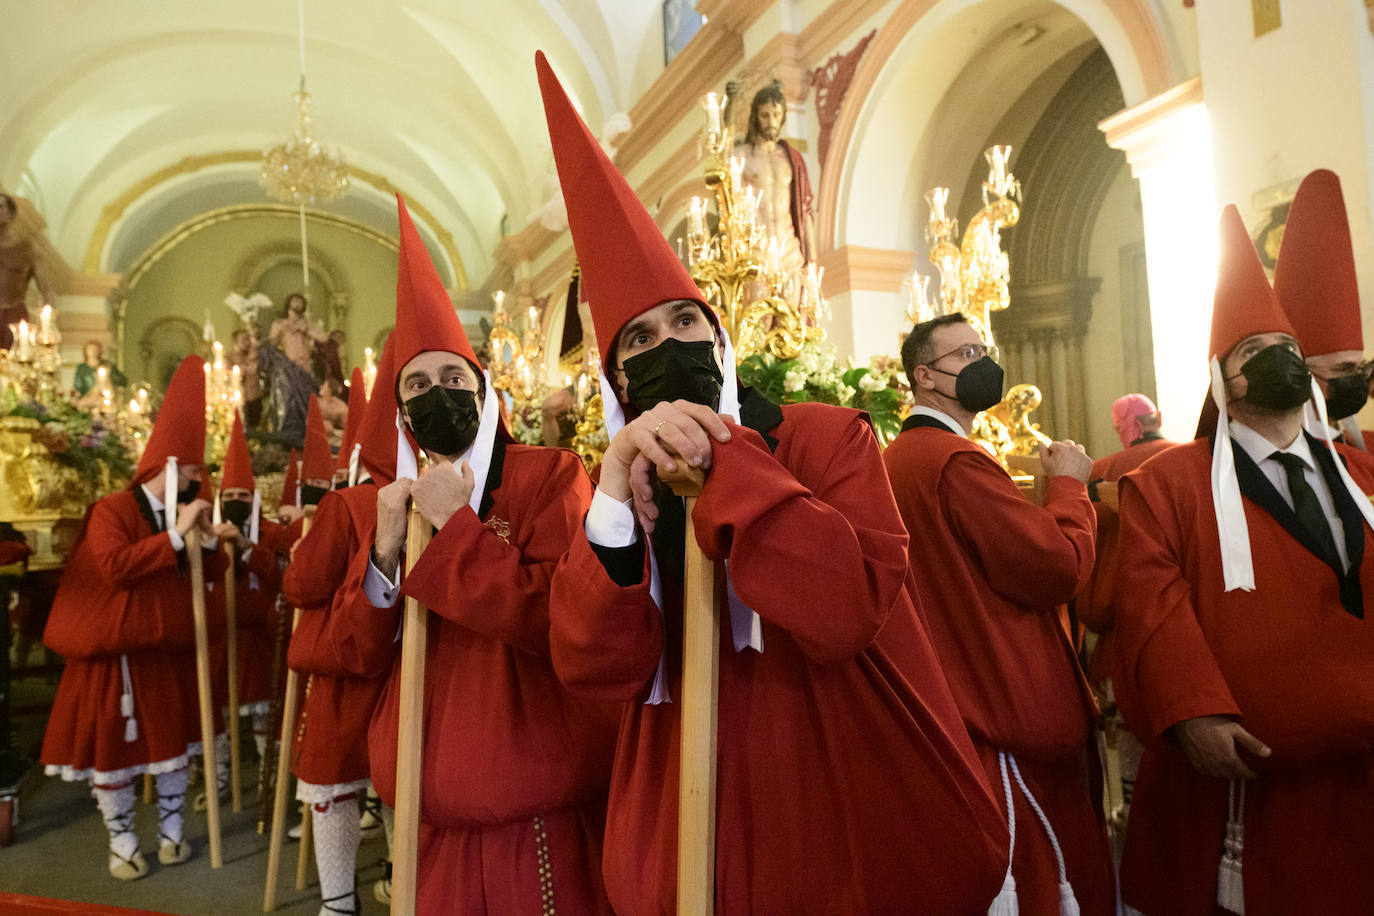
[[1113, 203, 1374, 916], [41, 356, 233, 879], [332, 367, 368, 489], [321, 196, 618, 914], [884, 312, 1114, 916], [282, 391, 389, 914], [1274, 168, 1372, 451], [536, 52, 1008, 915], [215, 410, 294, 764]]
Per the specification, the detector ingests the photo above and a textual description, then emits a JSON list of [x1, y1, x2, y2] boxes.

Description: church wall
[[120, 214, 398, 390]]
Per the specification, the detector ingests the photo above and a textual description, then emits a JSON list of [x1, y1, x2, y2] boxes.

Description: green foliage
[[4, 397, 135, 487], [736, 340, 911, 445]]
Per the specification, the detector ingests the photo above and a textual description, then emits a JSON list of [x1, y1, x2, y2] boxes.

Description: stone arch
[[816, 0, 1180, 255]]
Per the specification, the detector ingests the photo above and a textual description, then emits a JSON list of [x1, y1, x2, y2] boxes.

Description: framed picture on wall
[[663, 0, 704, 66]]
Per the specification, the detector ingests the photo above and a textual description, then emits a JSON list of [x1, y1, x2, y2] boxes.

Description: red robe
[[1079, 436, 1176, 686], [549, 400, 1009, 915], [331, 442, 619, 914], [1113, 435, 1374, 916], [282, 486, 385, 790], [42, 488, 226, 782], [234, 518, 291, 708], [883, 418, 1114, 916]]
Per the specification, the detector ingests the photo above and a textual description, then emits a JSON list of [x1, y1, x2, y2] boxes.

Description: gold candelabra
[[487, 291, 548, 409], [2, 306, 63, 405], [685, 92, 826, 361], [204, 340, 244, 467], [912, 146, 1049, 459]]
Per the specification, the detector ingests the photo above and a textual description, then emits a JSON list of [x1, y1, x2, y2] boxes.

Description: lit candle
[[927, 187, 950, 226], [14, 321, 30, 360], [687, 197, 706, 237], [527, 306, 540, 334], [702, 92, 724, 148], [729, 156, 746, 195], [576, 372, 589, 410], [39, 304, 54, 344], [364, 346, 374, 371], [986, 145, 1011, 187], [493, 290, 506, 314]]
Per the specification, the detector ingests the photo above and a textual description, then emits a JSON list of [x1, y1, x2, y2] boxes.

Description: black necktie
[[1272, 452, 1340, 567]]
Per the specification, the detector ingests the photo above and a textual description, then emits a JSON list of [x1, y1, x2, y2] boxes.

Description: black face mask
[[177, 484, 199, 505], [404, 385, 481, 456], [222, 499, 252, 527], [300, 483, 328, 506], [933, 356, 1005, 413], [1237, 345, 1311, 411], [620, 337, 723, 414], [1322, 372, 1369, 420]]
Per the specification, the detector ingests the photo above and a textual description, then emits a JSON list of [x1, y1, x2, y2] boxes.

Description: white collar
[[142, 484, 165, 516], [908, 405, 966, 436], [1229, 419, 1314, 471]]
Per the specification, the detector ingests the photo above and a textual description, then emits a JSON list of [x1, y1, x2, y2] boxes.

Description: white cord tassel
[[988, 751, 1019, 915], [120, 653, 138, 742], [1217, 779, 1246, 914], [1007, 755, 1080, 916]]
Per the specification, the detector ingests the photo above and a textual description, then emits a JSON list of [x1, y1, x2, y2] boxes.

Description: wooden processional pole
[[224, 541, 243, 813], [391, 492, 432, 915], [659, 464, 720, 915], [263, 510, 312, 912], [186, 528, 224, 869]]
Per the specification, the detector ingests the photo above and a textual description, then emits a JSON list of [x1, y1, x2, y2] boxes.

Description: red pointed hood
[[280, 448, 299, 507], [300, 395, 334, 481], [357, 333, 417, 486], [1274, 169, 1363, 357], [394, 195, 479, 375], [220, 410, 255, 491], [1209, 204, 1296, 360], [336, 367, 368, 472], [134, 355, 207, 484], [536, 50, 706, 368]]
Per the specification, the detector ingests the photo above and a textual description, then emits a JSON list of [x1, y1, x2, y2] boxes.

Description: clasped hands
[[599, 400, 732, 535], [373, 461, 476, 578]]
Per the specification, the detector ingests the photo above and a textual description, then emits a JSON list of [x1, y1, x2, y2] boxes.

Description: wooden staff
[[658, 463, 720, 915], [257, 594, 291, 834], [187, 527, 223, 869], [224, 540, 242, 813], [391, 496, 433, 915], [263, 511, 312, 912]]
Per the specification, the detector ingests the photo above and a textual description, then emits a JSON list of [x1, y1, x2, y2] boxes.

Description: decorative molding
[[1099, 76, 1204, 176], [614, 22, 746, 171], [818, 244, 915, 296], [62, 272, 122, 297], [808, 30, 876, 169], [696, 0, 774, 35], [83, 151, 466, 287], [798, 0, 885, 64], [123, 203, 398, 292]]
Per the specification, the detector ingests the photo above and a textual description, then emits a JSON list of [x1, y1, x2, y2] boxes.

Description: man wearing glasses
[[884, 312, 1115, 916]]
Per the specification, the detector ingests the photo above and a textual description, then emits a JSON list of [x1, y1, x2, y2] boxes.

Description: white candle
[[493, 290, 506, 313]]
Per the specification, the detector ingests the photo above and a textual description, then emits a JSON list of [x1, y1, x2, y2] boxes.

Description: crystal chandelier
[[260, 88, 349, 204]]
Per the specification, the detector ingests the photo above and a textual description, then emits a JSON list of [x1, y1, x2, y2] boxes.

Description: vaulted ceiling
[[0, 0, 665, 287]]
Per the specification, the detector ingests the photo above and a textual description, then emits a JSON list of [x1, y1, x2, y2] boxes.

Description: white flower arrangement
[[224, 291, 273, 327]]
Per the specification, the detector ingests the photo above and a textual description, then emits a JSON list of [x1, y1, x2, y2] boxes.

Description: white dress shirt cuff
[[364, 555, 403, 609], [585, 489, 638, 548], [167, 529, 185, 552]]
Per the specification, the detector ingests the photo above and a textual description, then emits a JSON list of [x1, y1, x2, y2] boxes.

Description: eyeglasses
[[926, 343, 999, 366]]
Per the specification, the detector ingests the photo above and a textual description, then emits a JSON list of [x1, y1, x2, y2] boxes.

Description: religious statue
[[228, 328, 264, 428], [727, 80, 817, 272], [73, 340, 127, 398], [0, 193, 60, 350], [258, 293, 325, 447]]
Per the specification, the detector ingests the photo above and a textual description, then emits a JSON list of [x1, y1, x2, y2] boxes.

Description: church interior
[[3, 1, 1374, 913]]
